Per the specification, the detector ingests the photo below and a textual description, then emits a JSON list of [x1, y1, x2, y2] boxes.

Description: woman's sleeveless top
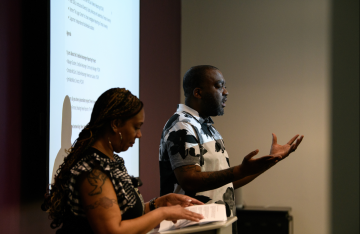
[[57, 147, 144, 234]]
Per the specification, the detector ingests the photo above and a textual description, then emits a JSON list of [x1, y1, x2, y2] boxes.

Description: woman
[[42, 88, 204, 234]]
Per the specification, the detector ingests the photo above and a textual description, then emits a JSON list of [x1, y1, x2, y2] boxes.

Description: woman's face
[[112, 108, 145, 153]]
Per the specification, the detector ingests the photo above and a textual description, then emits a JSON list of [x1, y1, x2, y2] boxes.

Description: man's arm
[[174, 165, 236, 192], [175, 133, 304, 193], [232, 173, 262, 189], [174, 150, 280, 193]]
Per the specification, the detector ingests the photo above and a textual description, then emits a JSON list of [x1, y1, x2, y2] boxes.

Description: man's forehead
[[205, 69, 225, 83]]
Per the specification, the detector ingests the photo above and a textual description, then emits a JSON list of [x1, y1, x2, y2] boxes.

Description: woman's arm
[[78, 168, 203, 234]]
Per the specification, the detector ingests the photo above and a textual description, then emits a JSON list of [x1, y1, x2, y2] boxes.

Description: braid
[[42, 88, 143, 229]]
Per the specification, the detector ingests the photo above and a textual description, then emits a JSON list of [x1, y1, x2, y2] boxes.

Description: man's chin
[[217, 107, 225, 116], [203, 102, 224, 117], [209, 108, 224, 117]]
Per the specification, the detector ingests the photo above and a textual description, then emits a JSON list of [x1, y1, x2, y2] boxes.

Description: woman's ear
[[110, 119, 119, 132], [114, 119, 124, 129]]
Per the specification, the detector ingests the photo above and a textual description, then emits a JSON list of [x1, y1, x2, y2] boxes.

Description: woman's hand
[[156, 193, 204, 208], [160, 205, 204, 223]]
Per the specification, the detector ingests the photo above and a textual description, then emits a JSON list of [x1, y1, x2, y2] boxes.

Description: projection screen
[[49, 0, 140, 184]]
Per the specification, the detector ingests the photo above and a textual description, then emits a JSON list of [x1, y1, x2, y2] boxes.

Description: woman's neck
[[91, 138, 115, 160]]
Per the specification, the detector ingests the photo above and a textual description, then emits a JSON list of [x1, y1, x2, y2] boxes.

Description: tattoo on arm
[[87, 169, 107, 196], [200, 167, 235, 185], [177, 165, 235, 191], [84, 197, 118, 213]]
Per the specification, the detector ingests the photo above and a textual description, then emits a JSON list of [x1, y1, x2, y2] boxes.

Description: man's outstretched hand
[[235, 134, 304, 182], [270, 133, 304, 160], [239, 150, 282, 176]]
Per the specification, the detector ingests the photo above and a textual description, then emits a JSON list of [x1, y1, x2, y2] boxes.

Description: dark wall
[[0, 1, 22, 234], [139, 0, 181, 202], [0, 1, 180, 233], [331, 0, 359, 233]]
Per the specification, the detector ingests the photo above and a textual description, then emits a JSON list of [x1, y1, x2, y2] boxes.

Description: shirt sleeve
[[164, 121, 202, 170]]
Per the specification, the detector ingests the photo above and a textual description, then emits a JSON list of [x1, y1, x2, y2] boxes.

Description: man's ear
[[193, 88, 202, 99]]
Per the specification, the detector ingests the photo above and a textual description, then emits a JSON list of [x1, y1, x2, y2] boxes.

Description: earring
[[119, 132, 122, 140], [108, 137, 112, 146]]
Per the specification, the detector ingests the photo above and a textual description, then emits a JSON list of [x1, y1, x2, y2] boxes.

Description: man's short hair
[[183, 65, 219, 98]]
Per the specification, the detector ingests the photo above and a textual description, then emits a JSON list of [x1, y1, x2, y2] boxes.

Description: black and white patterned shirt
[[57, 148, 144, 233], [159, 104, 235, 217], [66, 147, 143, 217]]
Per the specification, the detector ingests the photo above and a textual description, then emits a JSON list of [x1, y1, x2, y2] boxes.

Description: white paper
[[158, 204, 227, 232]]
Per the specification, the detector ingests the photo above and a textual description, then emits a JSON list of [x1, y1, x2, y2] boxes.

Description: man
[[159, 65, 303, 230]]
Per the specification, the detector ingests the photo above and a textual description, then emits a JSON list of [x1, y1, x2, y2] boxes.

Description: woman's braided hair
[[42, 88, 143, 229]]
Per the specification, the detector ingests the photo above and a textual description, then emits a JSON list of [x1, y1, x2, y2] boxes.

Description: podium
[[236, 206, 292, 234], [149, 216, 237, 234]]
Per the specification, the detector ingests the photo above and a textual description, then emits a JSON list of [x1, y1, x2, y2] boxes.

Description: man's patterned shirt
[[159, 104, 235, 217]]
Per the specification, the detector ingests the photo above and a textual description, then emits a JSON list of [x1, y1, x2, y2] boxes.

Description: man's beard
[[202, 93, 224, 117]]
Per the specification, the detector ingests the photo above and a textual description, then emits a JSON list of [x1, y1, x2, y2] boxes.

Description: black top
[[56, 147, 144, 233]]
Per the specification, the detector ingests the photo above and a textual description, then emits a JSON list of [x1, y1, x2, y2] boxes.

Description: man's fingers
[[272, 133, 277, 145], [296, 135, 304, 147], [291, 135, 304, 152], [290, 144, 297, 152], [287, 134, 300, 145], [244, 149, 259, 160]]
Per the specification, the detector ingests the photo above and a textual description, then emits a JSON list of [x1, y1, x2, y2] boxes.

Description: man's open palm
[[270, 133, 304, 159]]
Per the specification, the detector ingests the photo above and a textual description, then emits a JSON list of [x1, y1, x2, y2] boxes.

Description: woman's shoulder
[[70, 147, 125, 176]]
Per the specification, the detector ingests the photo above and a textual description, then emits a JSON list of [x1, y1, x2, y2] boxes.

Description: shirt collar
[[176, 104, 214, 125]]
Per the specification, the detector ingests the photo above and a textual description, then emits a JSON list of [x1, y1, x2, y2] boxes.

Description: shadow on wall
[[20, 95, 72, 234], [51, 95, 72, 184]]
